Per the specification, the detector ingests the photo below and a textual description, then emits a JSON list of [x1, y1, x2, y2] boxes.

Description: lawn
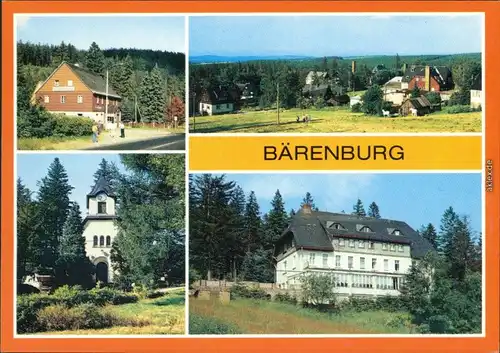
[[189, 297, 413, 334], [39, 289, 185, 335], [189, 108, 481, 133], [17, 126, 183, 150]]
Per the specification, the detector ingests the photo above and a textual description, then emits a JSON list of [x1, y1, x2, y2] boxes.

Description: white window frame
[[360, 257, 365, 270], [372, 258, 377, 270], [335, 255, 341, 267], [339, 238, 345, 246], [77, 95, 83, 104], [60, 95, 66, 103], [67, 80, 73, 87], [44, 96, 50, 103]]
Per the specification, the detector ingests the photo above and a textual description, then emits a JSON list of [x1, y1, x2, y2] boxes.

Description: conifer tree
[[244, 191, 261, 253], [419, 223, 438, 250], [438, 206, 459, 253], [36, 158, 74, 274], [368, 201, 381, 219], [85, 42, 105, 75], [352, 198, 366, 217], [92, 158, 121, 191], [265, 190, 288, 246], [139, 65, 166, 123], [57, 202, 94, 287], [301, 192, 319, 211]]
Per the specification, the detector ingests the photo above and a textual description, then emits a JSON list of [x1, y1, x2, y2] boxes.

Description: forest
[[17, 41, 186, 138], [189, 173, 482, 334], [189, 53, 482, 111], [17, 155, 185, 290]]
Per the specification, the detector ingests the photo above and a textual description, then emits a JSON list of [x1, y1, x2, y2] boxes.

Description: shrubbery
[[446, 105, 481, 114], [337, 295, 408, 313], [17, 107, 93, 139], [230, 283, 270, 300], [17, 286, 139, 333], [274, 292, 297, 305], [351, 103, 362, 113]]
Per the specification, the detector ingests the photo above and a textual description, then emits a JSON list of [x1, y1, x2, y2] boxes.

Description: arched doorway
[[96, 262, 109, 284]]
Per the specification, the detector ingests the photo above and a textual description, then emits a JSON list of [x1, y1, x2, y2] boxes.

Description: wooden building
[[33, 61, 122, 125], [399, 96, 432, 116], [198, 85, 236, 116]]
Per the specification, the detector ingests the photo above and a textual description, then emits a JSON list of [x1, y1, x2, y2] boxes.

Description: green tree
[[57, 202, 94, 287], [367, 201, 381, 219], [425, 91, 442, 106], [410, 86, 421, 98], [438, 206, 459, 253], [419, 223, 438, 250], [112, 154, 185, 288], [265, 190, 288, 246], [361, 85, 384, 116], [85, 42, 105, 76], [240, 248, 274, 283], [36, 158, 74, 274], [92, 158, 121, 191], [139, 65, 166, 123], [244, 191, 262, 253], [300, 273, 337, 305], [352, 198, 366, 217], [446, 216, 474, 282]]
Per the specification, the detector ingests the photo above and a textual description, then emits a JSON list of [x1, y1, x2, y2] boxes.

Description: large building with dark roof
[[33, 61, 122, 126], [273, 204, 435, 299]]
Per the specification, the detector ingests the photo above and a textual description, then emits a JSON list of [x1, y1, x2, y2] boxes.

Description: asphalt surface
[[84, 134, 185, 151]]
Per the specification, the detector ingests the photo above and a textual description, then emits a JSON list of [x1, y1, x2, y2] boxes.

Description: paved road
[[84, 134, 185, 151]]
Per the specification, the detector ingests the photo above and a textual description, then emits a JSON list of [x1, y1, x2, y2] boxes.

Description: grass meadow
[[189, 297, 413, 334], [188, 107, 481, 133]]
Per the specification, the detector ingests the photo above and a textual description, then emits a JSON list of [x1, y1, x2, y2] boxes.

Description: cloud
[[16, 15, 31, 29], [239, 174, 377, 211]]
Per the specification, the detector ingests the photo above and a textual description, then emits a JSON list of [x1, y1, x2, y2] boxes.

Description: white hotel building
[[274, 204, 434, 299]]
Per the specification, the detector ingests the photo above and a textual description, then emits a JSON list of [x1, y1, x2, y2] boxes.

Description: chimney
[[424, 65, 431, 92], [351, 60, 356, 74], [301, 203, 312, 215]]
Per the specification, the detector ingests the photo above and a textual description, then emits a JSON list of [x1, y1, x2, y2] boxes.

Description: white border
[[12, 11, 486, 340]]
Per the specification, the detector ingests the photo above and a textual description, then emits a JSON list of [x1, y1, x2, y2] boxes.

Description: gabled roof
[[275, 208, 435, 259], [306, 71, 329, 82], [86, 175, 115, 208], [404, 95, 432, 109], [35, 61, 121, 99], [201, 85, 236, 104]]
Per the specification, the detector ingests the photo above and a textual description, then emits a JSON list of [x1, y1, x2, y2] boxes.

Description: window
[[93, 236, 98, 247], [331, 223, 345, 230], [106, 236, 111, 247], [398, 245, 404, 252], [44, 96, 50, 103], [393, 229, 402, 236], [60, 95, 66, 103], [360, 257, 365, 270], [309, 253, 316, 265], [99, 236, 104, 247], [77, 95, 83, 103], [360, 226, 372, 233], [382, 243, 388, 250], [97, 201, 107, 214], [384, 259, 389, 271], [358, 241, 365, 248], [97, 97, 100, 104], [338, 238, 345, 247], [349, 240, 355, 248], [392, 277, 399, 290], [395, 260, 400, 272], [54, 80, 60, 86], [372, 258, 377, 270], [390, 244, 396, 252], [348, 256, 353, 269], [368, 242, 374, 249], [67, 80, 73, 86], [335, 255, 341, 267], [322, 254, 328, 268]]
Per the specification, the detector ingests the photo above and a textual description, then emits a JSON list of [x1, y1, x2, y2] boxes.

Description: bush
[[230, 283, 269, 300], [189, 314, 240, 334], [17, 107, 93, 139], [274, 292, 297, 305], [146, 291, 165, 299], [447, 105, 473, 114], [351, 103, 362, 113], [17, 294, 59, 333], [36, 303, 150, 332]]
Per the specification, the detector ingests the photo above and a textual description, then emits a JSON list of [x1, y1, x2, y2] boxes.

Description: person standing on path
[[91, 123, 99, 144], [119, 122, 125, 138]]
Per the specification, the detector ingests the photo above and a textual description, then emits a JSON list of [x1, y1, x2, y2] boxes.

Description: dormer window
[[392, 229, 402, 236], [360, 226, 372, 233], [328, 222, 346, 230]]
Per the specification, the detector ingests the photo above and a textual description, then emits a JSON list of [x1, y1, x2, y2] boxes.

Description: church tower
[[82, 175, 118, 283]]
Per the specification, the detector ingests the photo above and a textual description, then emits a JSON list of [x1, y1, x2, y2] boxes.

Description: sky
[[17, 154, 126, 215], [201, 173, 482, 235], [189, 14, 482, 57], [16, 15, 185, 52]]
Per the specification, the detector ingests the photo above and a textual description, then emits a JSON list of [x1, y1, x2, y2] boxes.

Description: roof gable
[[86, 175, 115, 208]]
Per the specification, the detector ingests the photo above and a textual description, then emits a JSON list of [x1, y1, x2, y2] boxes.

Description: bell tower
[[82, 175, 118, 284]]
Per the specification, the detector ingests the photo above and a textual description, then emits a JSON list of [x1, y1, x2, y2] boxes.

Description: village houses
[[32, 61, 122, 127], [470, 74, 482, 109], [273, 203, 434, 300]]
